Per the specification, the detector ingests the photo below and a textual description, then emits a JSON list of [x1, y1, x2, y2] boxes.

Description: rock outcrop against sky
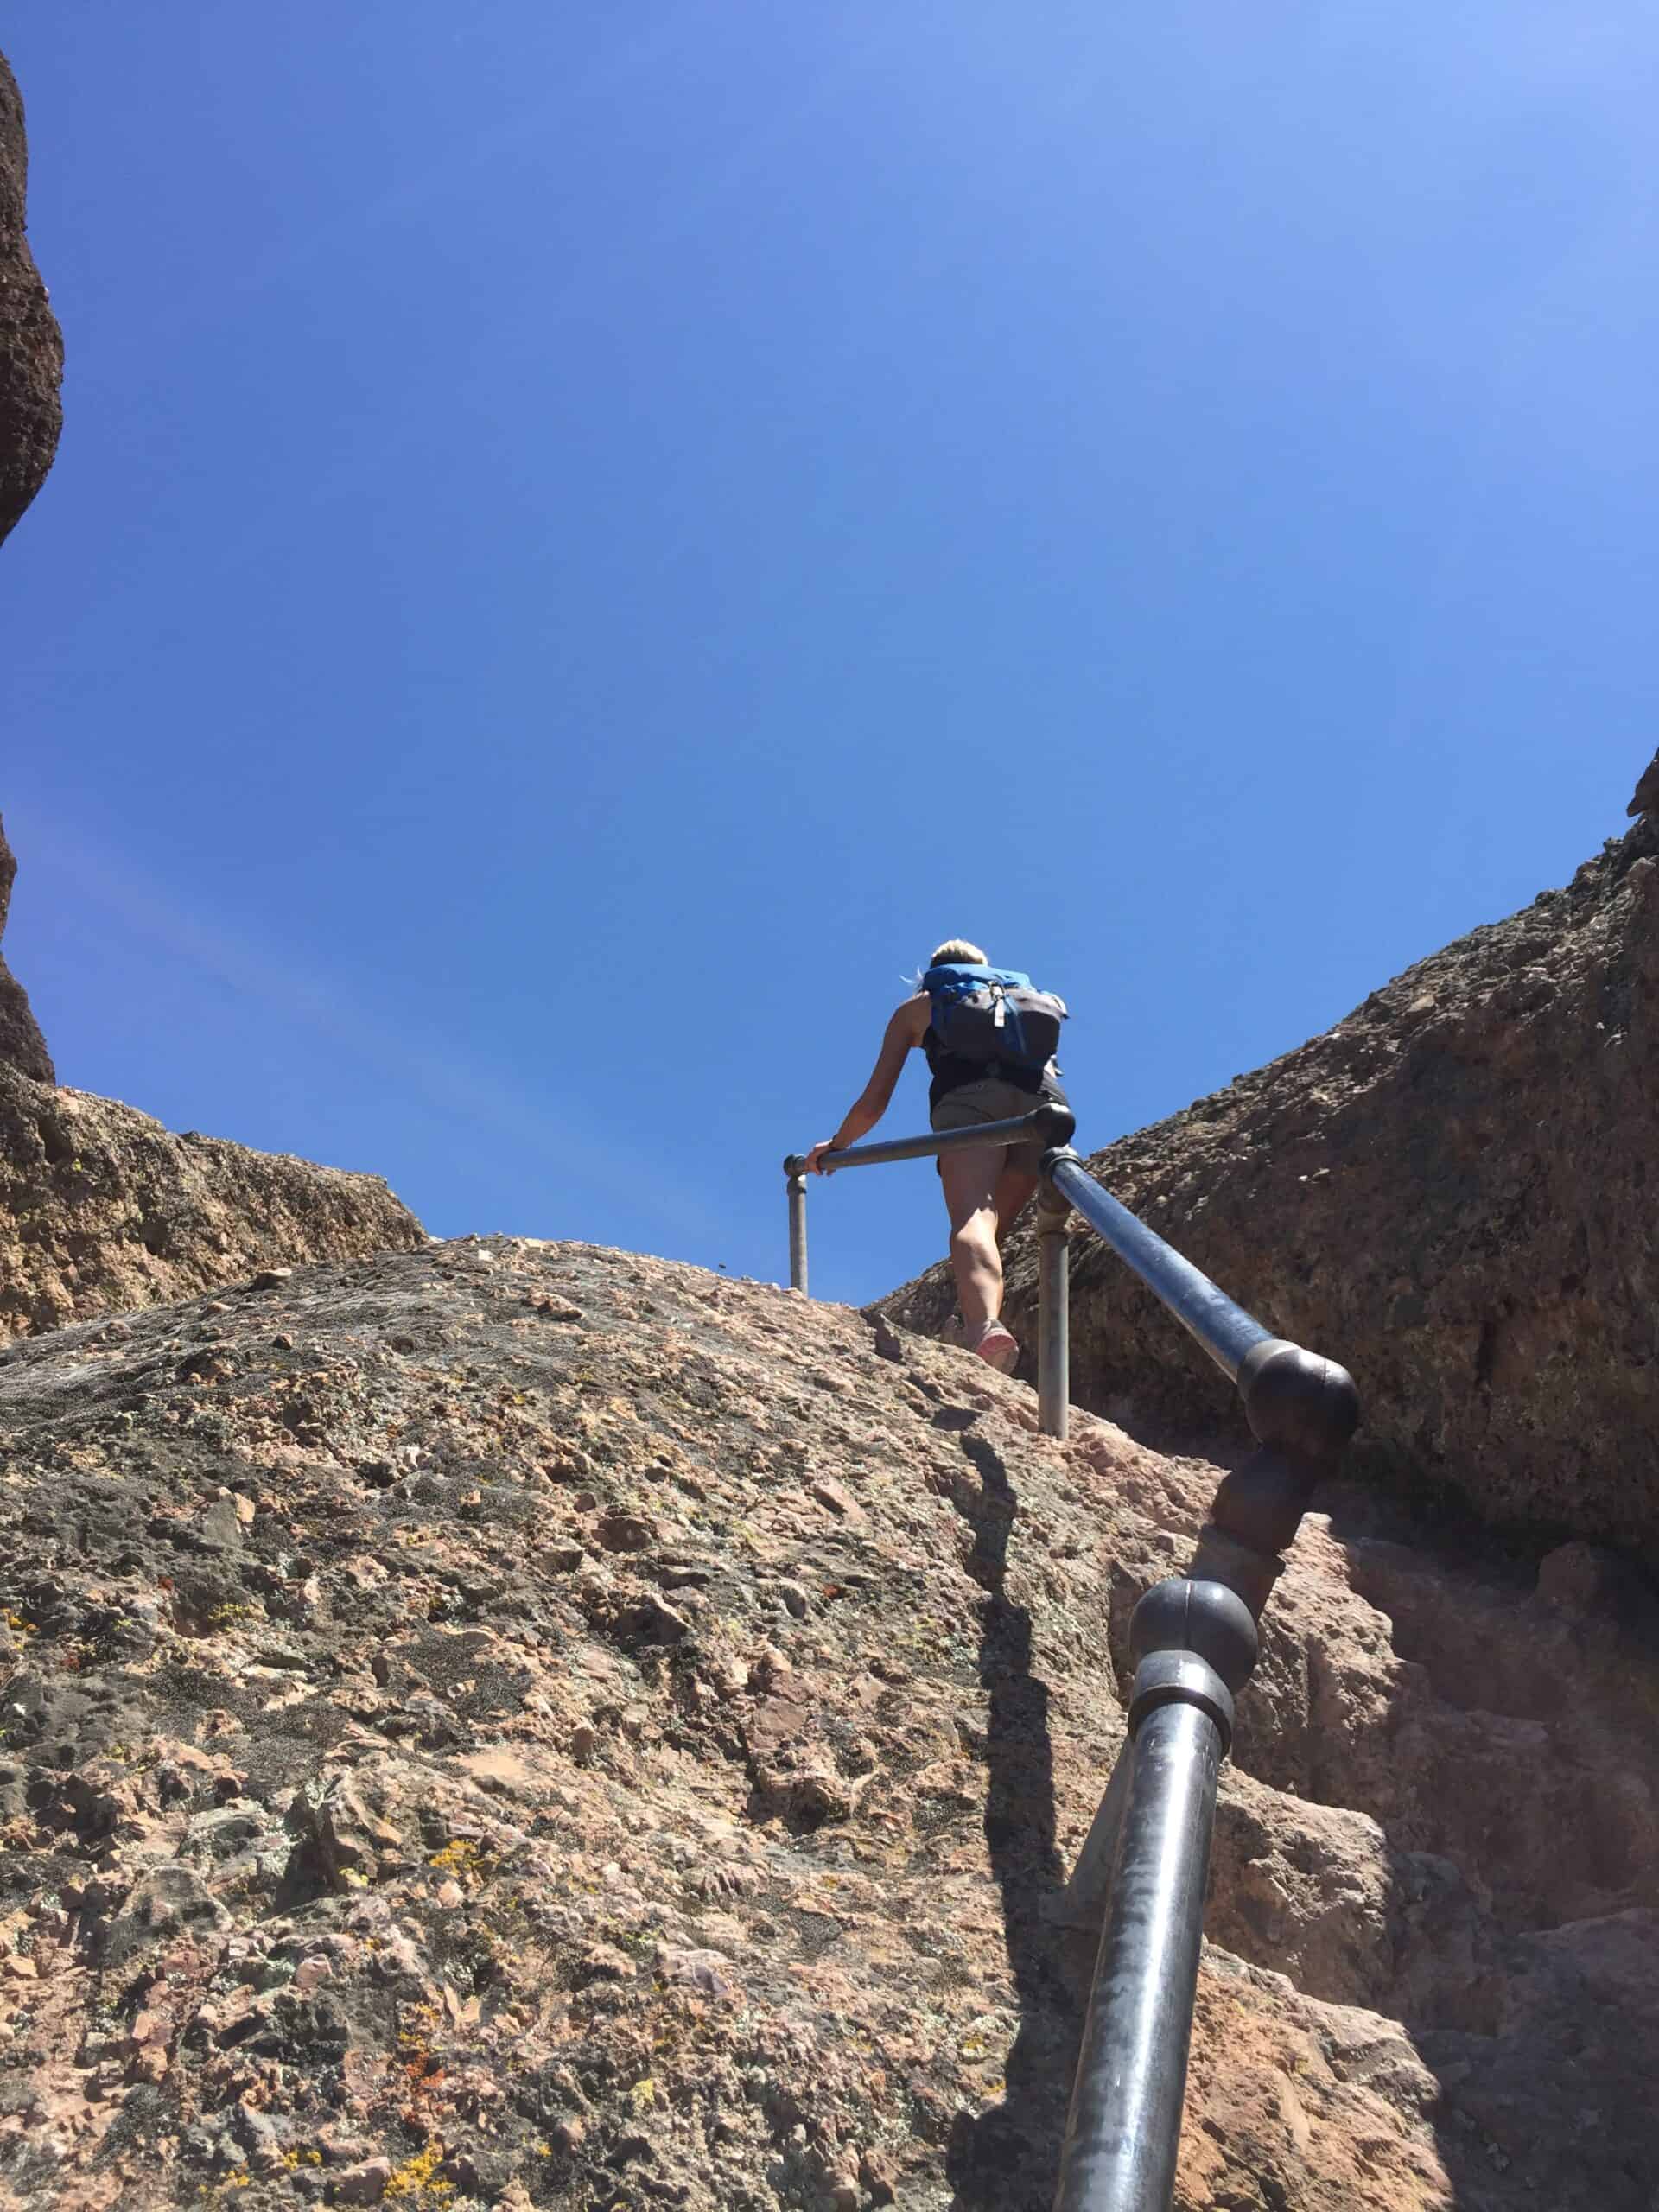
[[887, 792, 1659, 1561], [2, 55, 59, 1079], [0, 1065, 426, 1337], [1, 1236, 1655, 2209], [3, 815, 424, 1336], [0, 815, 54, 1084], [0, 48, 61, 545], [1, 812, 425, 1328]]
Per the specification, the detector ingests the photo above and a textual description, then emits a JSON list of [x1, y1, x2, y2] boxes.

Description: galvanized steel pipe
[[785, 1101, 1073, 1179], [786, 1174, 809, 1294], [1038, 1197, 1071, 1440]]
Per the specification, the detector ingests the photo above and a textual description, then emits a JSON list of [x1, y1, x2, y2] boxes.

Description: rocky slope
[[0, 1064, 427, 1338], [0, 1236, 1655, 2209], [0, 48, 61, 545], [886, 783, 1659, 1561]]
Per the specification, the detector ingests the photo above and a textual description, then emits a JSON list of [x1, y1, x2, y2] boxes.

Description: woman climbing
[[804, 939, 1070, 1373]]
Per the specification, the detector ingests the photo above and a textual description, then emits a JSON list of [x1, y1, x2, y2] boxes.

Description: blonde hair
[[928, 938, 987, 968]]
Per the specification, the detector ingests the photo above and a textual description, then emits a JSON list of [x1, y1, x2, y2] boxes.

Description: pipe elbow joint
[[1029, 1100, 1077, 1150], [1130, 1574, 1259, 1692], [1237, 1338, 1360, 1465]]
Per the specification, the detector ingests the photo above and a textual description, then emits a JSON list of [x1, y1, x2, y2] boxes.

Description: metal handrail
[[1043, 1154, 1273, 1379], [1035, 1143, 1358, 2212], [781, 1102, 1076, 1309], [784, 1102, 1076, 1180], [782, 1119, 1358, 2212]]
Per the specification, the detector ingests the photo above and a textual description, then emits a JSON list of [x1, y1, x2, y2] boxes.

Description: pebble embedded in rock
[[332, 2157, 392, 2205]]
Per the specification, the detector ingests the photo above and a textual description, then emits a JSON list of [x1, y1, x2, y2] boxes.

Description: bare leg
[[993, 1164, 1039, 1249], [939, 1144, 1005, 1329]]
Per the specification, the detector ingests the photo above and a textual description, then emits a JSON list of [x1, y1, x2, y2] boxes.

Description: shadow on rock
[[943, 1426, 1087, 2211]]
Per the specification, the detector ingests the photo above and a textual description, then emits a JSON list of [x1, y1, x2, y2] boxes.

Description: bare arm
[[806, 998, 929, 1172]]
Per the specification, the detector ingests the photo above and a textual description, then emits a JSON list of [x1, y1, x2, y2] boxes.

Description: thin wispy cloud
[[17, 806, 722, 1245]]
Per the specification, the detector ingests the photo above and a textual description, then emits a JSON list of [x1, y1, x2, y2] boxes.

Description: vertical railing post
[[1038, 1188, 1071, 1440], [785, 1166, 809, 1294], [781, 1104, 1070, 1302]]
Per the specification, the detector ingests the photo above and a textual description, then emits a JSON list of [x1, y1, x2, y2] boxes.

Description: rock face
[[0, 1062, 427, 1335], [1630, 746, 1659, 821], [0, 1236, 1656, 2208], [0, 48, 62, 544], [886, 804, 1659, 1560], [2, 54, 60, 1080], [0, 814, 54, 1083]]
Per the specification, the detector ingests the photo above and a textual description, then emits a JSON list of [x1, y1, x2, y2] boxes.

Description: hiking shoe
[[967, 1319, 1020, 1374]]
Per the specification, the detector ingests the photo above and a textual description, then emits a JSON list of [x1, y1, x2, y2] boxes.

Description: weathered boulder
[[0, 1060, 426, 1334], [1630, 746, 1659, 821], [0, 1237, 1654, 2207], [0, 47, 61, 544], [0, 813, 54, 1082], [884, 793, 1659, 1559], [2, 54, 60, 1076]]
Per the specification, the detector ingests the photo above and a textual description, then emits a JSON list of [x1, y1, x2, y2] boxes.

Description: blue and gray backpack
[[921, 963, 1067, 1071]]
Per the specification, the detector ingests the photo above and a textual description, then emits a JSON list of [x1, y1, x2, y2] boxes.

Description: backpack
[[922, 963, 1067, 1071]]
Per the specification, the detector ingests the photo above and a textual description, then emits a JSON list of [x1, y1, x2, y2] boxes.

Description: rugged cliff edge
[[0, 48, 61, 545], [2, 48, 62, 1073], [0, 1064, 427, 1338], [0, 1237, 1655, 2209], [3, 808, 423, 1334], [1, 810, 425, 1335], [885, 785, 1659, 1561], [0, 812, 424, 1336], [0, 819, 54, 1087]]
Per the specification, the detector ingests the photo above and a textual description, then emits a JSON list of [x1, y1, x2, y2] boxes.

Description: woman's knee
[[949, 1211, 998, 1257]]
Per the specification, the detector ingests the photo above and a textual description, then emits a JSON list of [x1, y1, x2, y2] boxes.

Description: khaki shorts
[[931, 1076, 1067, 1177]]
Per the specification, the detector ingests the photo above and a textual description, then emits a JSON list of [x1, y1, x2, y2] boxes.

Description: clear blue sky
[[3, 3, 1654, 1306]]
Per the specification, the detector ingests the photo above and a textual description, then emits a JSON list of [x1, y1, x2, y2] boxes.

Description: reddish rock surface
[[886, 798, 1659, 1560], [0, 48, 61, 545], [0, 1236, 1654, 2208]]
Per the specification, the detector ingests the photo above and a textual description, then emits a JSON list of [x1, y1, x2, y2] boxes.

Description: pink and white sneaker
[[966, 1319, 1020, 1374]]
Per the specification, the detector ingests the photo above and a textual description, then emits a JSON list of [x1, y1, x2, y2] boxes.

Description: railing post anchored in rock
[[1037, 1146, 1359, 2212], [782, 1113, 1356, 2207], [783, 1101, 1076, 1323], [1037, 1182, 1073, 1440], [786, 1170, 809, 1294]]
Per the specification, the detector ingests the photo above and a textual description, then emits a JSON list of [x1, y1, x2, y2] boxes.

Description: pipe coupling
[[1128, 1649, 1236, 1753]]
